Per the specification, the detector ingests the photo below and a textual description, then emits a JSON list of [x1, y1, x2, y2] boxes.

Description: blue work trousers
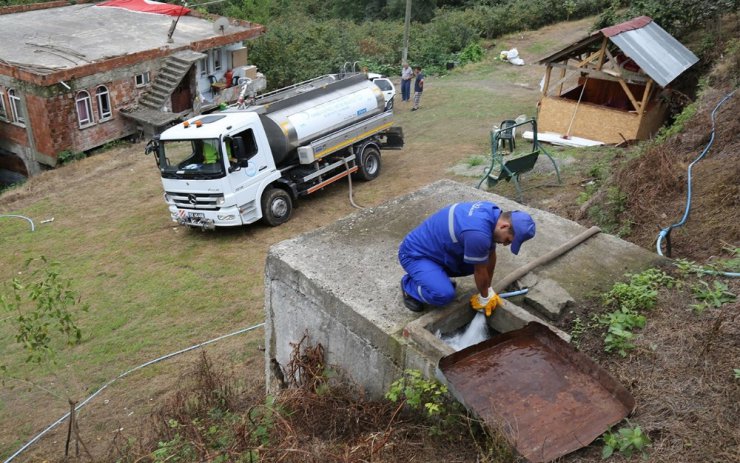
[[399, 250, 457, 306], [401, 79, 411, 101]]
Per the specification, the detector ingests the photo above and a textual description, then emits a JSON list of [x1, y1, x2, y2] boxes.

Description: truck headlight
[[216, 195, 225, 206], [164, 192, 171, 202]]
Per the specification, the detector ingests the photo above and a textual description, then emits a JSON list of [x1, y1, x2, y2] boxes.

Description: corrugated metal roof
[[609, 21, 698, 87]]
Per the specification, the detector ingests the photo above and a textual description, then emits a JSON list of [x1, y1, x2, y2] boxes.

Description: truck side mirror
[[145, 138, 161, 167], [145, 139, 159, 155]]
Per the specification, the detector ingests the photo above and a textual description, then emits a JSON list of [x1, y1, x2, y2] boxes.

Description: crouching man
[[398, 201, 535, 315]]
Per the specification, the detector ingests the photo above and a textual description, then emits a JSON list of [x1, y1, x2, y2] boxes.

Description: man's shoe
[[402, 285, 425, 312], [411, 107, 418, 111]]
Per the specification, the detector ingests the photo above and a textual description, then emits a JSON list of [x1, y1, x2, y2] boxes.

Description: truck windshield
[[158, 139, 226, 179]]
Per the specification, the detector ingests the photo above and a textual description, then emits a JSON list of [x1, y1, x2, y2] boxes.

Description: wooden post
[[542, 66, 552, 96], [596, 37, 608, 70], [638, 79, 653, 115], [617, 78, 641, 112], [557, 66, 566, 96], [635, 78, 654, 128]]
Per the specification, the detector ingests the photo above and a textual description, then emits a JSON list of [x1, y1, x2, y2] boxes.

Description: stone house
[[0, 0, 265, 184]]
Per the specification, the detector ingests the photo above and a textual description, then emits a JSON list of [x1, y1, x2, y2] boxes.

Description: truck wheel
[[261, 188, 293, 226], [356, 146, 381, 181], [385, 97, 394, 111]]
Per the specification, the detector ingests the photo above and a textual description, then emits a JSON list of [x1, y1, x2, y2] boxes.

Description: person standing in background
[[411, 66, 424, 111], [400, 62, 413, 103]]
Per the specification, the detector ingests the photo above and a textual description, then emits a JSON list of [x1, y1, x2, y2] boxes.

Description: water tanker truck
[[145, 73, 404, 229]]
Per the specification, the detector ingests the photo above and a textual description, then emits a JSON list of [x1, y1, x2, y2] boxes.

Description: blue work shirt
[[400, 202, 500, 276]]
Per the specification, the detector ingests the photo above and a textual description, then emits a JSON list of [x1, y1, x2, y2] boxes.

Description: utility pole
[[402, 0, 412, 63]]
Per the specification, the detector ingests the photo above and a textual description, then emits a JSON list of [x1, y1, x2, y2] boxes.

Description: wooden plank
[[537, 96, 641, 143], [557, 66, 567, 96], [596, 37, 608, 70], [635, 78, 654, 122], [548, 62, 649, 84], [542, 66, 552, 96], [577, 49, 602, 68], [617, 78, 641, 112]]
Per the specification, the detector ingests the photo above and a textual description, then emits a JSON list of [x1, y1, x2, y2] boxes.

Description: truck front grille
[[166, 192, 222, 211]]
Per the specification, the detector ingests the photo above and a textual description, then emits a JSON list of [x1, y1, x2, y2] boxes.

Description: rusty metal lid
[[438, 322, 635, 462]]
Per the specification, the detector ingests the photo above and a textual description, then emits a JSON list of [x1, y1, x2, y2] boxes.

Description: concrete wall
[[264, 180, 663, 399]]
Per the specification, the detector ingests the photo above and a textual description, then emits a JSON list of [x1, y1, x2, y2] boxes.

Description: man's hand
[[469, 287, 502, 316]]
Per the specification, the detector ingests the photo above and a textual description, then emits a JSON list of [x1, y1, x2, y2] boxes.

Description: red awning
[[97, 0, 190, 16]]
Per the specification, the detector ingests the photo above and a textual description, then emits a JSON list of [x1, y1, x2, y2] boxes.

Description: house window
[[96, 86, 112, 120], [0, 89, 7, 121], [212, 49, 222, 72], [8, 89, 24, 125], [135, 72, 150, 87], [76, 90, 94, 127], [198, 58, 207, 77]]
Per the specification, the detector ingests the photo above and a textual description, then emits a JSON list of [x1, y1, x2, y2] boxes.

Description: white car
[[368, 73, 396, 111]]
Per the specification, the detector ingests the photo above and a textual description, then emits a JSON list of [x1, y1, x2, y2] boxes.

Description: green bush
[[243, 0, 615, 88], [57, 149, 85, 165]]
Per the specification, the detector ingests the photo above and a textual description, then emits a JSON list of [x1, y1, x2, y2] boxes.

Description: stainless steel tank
[[257, 74, 385, 165]]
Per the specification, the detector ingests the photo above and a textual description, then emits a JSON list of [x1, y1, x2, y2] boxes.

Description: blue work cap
[[510, 211, 536, 255]]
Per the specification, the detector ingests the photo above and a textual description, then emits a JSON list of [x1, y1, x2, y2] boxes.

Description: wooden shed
[[536, 16, 698, 144]]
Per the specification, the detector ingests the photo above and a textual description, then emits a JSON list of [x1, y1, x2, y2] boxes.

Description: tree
[[1, 256, 88, 370]]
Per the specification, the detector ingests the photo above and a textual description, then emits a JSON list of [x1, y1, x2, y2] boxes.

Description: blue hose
[[655, 89, 738, 277], [499, 288, 529, 298]]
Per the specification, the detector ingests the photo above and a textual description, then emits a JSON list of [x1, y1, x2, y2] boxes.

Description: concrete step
[[149, 85, 172, 97], [140, 92, 162, 103], [161, 63, 186, 74], [167, 60, 191, 72], [139, 99, 161, 110], [158, 69, 183, 81]]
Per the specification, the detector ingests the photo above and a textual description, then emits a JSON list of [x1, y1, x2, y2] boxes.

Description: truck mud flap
[[380, 126, 404, 150]]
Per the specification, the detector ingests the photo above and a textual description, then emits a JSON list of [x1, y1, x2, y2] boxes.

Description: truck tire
[[261, 188, 293, 226], [356, 146, 381, 181]]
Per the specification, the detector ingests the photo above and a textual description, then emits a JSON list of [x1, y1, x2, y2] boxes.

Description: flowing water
[[438, 312, 491, 351]]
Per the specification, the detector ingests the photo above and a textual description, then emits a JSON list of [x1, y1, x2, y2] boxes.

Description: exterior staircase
[[138, 54, 193, 110]]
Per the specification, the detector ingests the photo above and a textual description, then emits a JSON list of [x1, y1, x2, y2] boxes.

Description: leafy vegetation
[[0, 256, 88, 368], [690, 280, 736, 313], [214, 0, 611, 87], [569, 313, 587, 348], [386, 369, 454, 418], [601, 422, 651, 460], [596, 0, 735, 38], [57, 149, 86, 165], [654, 99, 699, 143], [598, 269, 675, 356]]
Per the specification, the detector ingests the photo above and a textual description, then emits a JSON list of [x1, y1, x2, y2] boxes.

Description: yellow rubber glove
[[469, 288, 503, 316]]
